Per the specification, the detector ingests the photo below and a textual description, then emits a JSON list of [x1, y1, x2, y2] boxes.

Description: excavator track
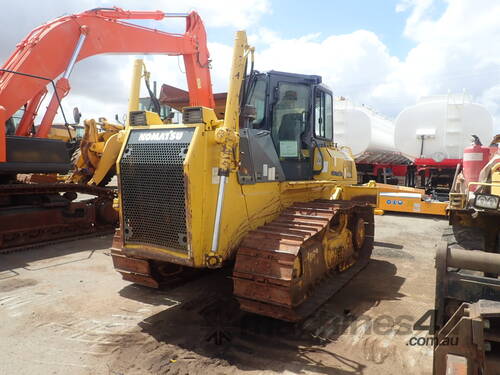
[[233, 199, 374, 322], [0, 183, 115, 198], [0, 183, 117, 253], [0, 229, 116, 255]]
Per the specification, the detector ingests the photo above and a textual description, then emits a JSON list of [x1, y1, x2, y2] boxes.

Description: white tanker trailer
[[334, 98, 410, 184], [394, 93, 493, 162], [394, 93, 493, 198]]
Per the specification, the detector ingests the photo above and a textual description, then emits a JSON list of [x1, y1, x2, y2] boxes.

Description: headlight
[[182, 107, 203, 124], [474, 194, 500, 210]]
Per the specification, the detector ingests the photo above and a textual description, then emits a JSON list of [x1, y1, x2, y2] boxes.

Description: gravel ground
[[0, 213, 447, 375]]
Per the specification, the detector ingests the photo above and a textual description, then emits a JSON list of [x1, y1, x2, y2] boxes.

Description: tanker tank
[[334, 98, 397, 158], [334, 98, 409, 184], [394, 93, 494, 163]]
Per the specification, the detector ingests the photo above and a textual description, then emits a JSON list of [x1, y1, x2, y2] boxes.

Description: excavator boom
[[0, 7, 214, 158]]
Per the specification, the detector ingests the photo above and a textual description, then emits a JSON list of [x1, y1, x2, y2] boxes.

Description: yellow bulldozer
[[111, 31, 378, 322], [66, 59, 150, 186], [21, 58, 166, 191], [67, 118, 124, 186], [67, 59, 166, 186], [447, 135, 500, 253]]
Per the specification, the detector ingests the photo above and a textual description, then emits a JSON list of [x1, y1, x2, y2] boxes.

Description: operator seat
[[5, 118, 15, 135], [278, 113, 302, 141]]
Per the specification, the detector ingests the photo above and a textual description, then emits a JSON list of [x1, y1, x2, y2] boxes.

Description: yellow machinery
[[375, 183, 448, 216], [433, 141, 500, 374], [447, 140, 500, 252], [67, 118, 124, 186], [47, 123, 84, 142], [67, 59, 155, 186], [111, 31, 377, 322]]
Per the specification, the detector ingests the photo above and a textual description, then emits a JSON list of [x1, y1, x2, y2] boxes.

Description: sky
[[1, 0, 499, 133]]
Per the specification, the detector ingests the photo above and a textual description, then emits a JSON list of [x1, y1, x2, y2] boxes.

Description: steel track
[[233, 200, 374, 322], [0, 227, 116, 254], [0, 182, 117, 254]]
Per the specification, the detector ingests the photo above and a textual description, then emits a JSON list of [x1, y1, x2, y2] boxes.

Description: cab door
[[312, 87, 334, 171], [271, 81, 313, 181]]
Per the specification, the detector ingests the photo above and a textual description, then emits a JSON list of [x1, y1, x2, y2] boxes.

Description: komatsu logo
[[138, 131, 183, 142]]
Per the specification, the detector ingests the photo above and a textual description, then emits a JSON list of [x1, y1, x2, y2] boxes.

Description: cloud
[[173, 0, 271, 29], [395, 0, 500, 131], [250, 28, 401, 109], [398, 0, 438, 40], [480, 85, 500, 127]]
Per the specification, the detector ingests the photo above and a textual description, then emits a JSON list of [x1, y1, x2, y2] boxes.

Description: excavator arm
[[0, 7, 215, 162]]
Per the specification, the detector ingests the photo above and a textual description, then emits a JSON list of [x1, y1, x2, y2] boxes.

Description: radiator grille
[[120, 137, 191, 252]]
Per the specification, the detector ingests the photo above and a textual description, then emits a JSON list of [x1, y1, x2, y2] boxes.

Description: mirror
[[73, 107, 82, 124]]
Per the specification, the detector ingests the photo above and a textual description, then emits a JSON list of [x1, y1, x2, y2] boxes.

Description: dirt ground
[[0, 213, 447, 375]]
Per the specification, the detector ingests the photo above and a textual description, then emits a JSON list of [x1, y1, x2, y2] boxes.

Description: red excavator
[[0, 8, 215, 252]]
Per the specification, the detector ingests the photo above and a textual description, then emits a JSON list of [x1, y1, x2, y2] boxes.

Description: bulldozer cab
[[241, 70, 333, 181]]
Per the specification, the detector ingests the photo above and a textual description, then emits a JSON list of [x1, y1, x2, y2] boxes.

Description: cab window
[[272, 83, 310, 158], [6, 108, 25, 135], [247, 78, 266, 128], [314, 90, 333, 140]]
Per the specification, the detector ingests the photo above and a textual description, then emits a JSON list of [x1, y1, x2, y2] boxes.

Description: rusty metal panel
[[111, 253, 150, 275], [233, 278, 293, 306], [121, 272, 159, 289], [240, 237, 301, 253], [0, 183, 116, 252], [234, 253, 293, 281], [237, 298, 300, 322], [434, 300, 500, 375]]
